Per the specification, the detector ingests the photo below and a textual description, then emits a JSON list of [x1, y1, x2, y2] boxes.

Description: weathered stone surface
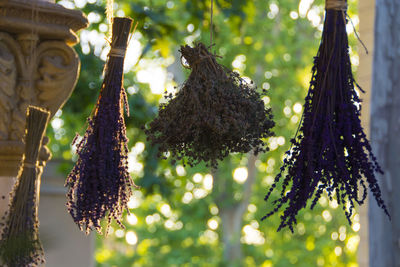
[[0, 0, 87, 176]]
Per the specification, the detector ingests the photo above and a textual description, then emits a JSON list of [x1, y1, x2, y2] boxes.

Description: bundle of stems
[[262, 0, 389, 232], [0, 106, 50, 266], [65, 17, 136, 234], [145, 43, 274, 168]]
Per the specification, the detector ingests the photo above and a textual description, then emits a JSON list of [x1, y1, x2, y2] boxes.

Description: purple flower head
[[262, 10, 390, 232], [65, 18, 137, 234]]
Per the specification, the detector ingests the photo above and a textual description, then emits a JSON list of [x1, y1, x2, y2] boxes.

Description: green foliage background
[[52, 0, 363, 266]]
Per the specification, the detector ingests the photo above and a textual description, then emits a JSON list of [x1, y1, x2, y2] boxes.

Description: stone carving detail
[[0, 39, 17, 140], [0, 32, 79, 141], [0, 0, 87, 176]]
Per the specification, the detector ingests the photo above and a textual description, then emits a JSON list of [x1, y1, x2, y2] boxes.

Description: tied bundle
[[145, 43, 274, 168], [66, 17, 136, 234], [0, 106, 50, 267], [262, 0, 390, 232]]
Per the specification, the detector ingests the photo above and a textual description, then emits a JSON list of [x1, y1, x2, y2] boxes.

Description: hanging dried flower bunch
[[0, 106, 49, 267], [144, 43, 275, 168], [65, 17, 136, 234], [262, 0, 390, 232]]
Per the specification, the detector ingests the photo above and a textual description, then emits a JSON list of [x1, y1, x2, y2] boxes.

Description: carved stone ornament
[[0, 0, 88, 176]]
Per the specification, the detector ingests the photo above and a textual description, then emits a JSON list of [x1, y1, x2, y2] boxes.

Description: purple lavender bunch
[[65, 17, 137, 234], [262, 6, 390, 232]]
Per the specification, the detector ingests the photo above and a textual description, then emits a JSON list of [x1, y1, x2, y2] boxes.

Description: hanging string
[[106, 0, 114, 38], [210, 0, 214, 46], [29, 1, 39, 93], [345, 13, 368, 54], [325, 0, 347, 11], [325, 0, 368, 54]]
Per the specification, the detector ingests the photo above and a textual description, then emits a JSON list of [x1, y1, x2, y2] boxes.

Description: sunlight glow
[[290, 11, 299, 20], [233, 167, 248, 184], [203, 174, 213, 191], [297, 223, 306, 235], [182, 192, 193, 204], [127, 197, 141, 209], [329, 199, 339, 209], [276, 137, 285, 146], [137, 66, 167, 94], [322, 210, 332, 222], [160, 204, 172, 217], [352, 222, 360, 232], [242, 225, 265, 245], [124, 37, 142, 72], [232, 54, 246, 72], [248, 204, 257, 213], [346, 235, 360, 252], [115, 229, 125, 238], [193, 188, 207, 199], [207, 219, 219, 230], [51, 118, 64, 130], [269, 138, 279, 151], [132, 142, 145, 154], [307, 7, 321, 27], [299, 0, 314, 18], [126, 231, 138, 245], [193, 173, 203, 183], [186, 182, 194, 191], [334, 246, 342, 256], [331, 232, 339, 240], [210, 205, 219, 215], [164, 219, 174, 229], [283, 106, 292, 116], [293, 103, 302, 113], [127, 214, 138, 225], [291, 115, 300, 124], [176, 165, 186, 176], [199, 230, 218, 244], [128, 161, 143, 175]]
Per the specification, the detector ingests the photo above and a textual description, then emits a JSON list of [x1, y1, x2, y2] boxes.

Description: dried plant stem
[[0, 106, 50, 267], [262, 7, 389, 232], [145, 43, 274, 168], [66, 17, 136, 234]]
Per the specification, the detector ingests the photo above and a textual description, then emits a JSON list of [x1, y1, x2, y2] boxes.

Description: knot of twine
[[325, 0, 347, 11], [23, 161, 38, 169], [109, 47, 127, 58], [186, 54, 215, 68]]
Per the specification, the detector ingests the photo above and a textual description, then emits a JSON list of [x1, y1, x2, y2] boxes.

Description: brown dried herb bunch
[[0, 106, 50, 267], [145, 43, 274, 168]]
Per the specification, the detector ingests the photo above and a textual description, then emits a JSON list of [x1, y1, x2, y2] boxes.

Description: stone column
[[358, 0, 375, 266], [0, 0, 89, 265], [0, 0, 87, 205]]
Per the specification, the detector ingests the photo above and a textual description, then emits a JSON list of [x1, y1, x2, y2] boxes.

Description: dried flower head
[[0, 106, 49, 267], [262, 9, 390, 232], [65, 17, 136, 234], [145, 43, 274, 168]]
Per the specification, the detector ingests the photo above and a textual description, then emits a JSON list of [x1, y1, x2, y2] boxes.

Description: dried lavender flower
[[65, 17, 136, 234], [0, 106, 50, 266], [262, 3, 390, 232], [145, 43, 274, 168]]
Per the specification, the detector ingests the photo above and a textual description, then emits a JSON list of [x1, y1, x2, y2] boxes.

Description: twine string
[[210, 0, 214, 46], [106, 0, 114, 38], [346, 13, 369, 54], [109, 47, 127, 58], [325, 0, 347, 11], [326, 0, 368, 54], [23, 161, 38, 169]]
